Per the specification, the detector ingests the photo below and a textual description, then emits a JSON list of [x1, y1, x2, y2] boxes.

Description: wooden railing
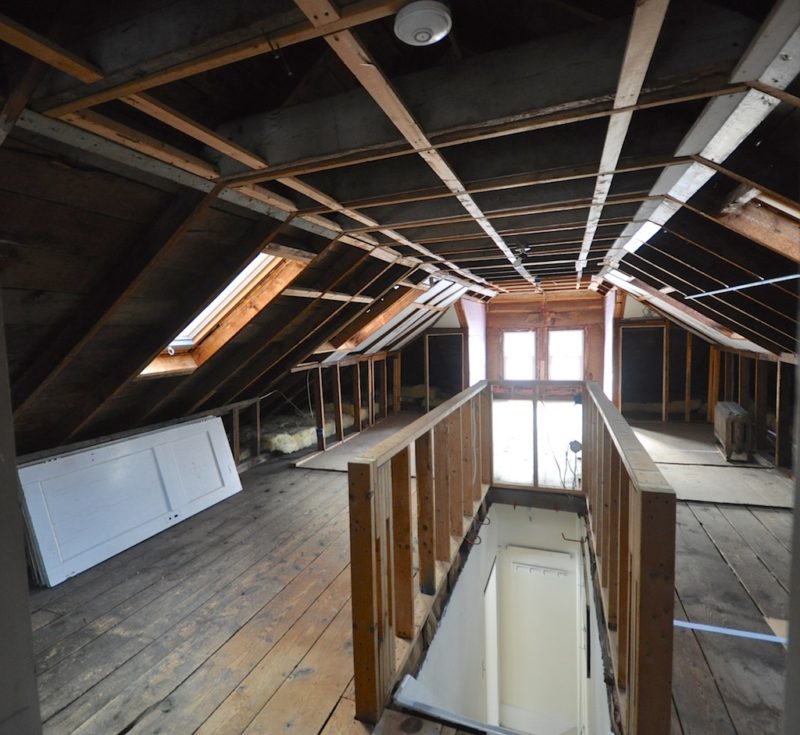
[[347, 380, 674, 734], [583, 382, 675, 735], [347, 380, 492, 723]]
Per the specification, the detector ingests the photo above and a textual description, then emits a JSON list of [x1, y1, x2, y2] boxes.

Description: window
[[169, 253, 276, 351], [547, 329, 584, 380], [503, 331, 536, 380]]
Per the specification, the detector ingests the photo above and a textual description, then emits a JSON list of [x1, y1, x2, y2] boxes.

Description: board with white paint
[[19, 417, 241, 586]]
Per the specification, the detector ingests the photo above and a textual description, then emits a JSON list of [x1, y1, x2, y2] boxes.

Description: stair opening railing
[[346, 380, 675, 735]]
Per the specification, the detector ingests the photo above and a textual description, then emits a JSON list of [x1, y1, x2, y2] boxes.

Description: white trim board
[[19, 416, 241, 587]]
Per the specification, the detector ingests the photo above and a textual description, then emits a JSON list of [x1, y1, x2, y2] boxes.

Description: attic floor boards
[[28, 460, 791, 734]]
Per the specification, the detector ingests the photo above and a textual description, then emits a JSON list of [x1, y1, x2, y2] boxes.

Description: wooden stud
[[251, 399, 261, 460], [630, 490, 676, 735], [616, 472, 631, 690], [347, 462, 382, 723], [231, 407, 241, 465], [460, 403, 473, 516], [480, 385, 493, 486], [424, 335, 431, 413], [313, 367, 326, 451], [433, 419, 451, 561], [775, 361, 793, 468], [754, 359, 769, 451], [368, 359, 376, 426], [414, 431, 436, 595], [392, 352, 402, 413], [606, 451, 621, 627], [353, 363, 363, 434], [390, 448, 414, 639], [447, 411, 463, 537], [381, 358, 389, 419], [472, 398, 482, 502], [662, 326, 669, 422], [332, 364, 344, 442], [684, 333, 692, 422]]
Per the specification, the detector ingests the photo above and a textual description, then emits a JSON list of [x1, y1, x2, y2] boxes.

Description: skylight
[[169, 254, 276, 351]]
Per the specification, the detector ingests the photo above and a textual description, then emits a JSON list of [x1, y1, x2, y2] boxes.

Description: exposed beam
[[600, 0, 800, 277], [330, 287, 421, 350], [2, 16, 494, 294], [0, 59, 47, 146], [575, 0, 670, 283], [293, 0, 539, 287], [692, 198, 800, 262], [283, 287, 373, 304], [12, 188, 222, 418], [59, 215, 293, 443], [36, 0, 407, 116]]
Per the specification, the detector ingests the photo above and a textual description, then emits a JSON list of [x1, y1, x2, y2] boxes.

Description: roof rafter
[[575, 0, 670, 285], [293, 0, 539, 288]]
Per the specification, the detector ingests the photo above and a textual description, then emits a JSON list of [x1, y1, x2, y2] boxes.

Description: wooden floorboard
[[30, 455, 792, 735], [672, 503, 787, 735]]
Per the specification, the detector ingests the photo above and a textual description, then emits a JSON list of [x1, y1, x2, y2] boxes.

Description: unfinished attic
[[0, 0, 798, 733]]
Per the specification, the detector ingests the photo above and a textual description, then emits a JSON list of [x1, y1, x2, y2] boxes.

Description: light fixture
[[394, 1, 452, 46]]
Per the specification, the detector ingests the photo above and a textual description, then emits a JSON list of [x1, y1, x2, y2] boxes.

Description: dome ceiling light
[[394, 1, 452, 46]]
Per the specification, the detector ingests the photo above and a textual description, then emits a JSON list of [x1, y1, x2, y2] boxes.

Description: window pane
[[503, 331, 536, 380], [548, 329, 583, 380]]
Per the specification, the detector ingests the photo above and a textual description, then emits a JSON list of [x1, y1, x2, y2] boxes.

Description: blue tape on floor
[[674, 619, 787, 644]]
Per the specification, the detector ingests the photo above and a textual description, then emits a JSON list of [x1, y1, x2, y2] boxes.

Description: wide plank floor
[[29, 458, 792, 734]]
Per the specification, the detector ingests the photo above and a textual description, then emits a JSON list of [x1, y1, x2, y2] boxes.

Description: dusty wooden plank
[[674, 504, 785, 734], [62, 514, 352, 734], [41, 497, 350, 730], [320, 697, 373, 735], [34, 468, 329, 671], [748, 507, 794, 552], [672, 595, 737, 735], [240, 603, 355, 734], [718, 506, 791, 593], [333, 364, 345, 442], [690, 504, 790, 620], [135, 549, 352, 734]]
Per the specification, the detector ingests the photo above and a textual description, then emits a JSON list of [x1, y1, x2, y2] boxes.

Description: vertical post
[[368, 359, 376, 426], [616, 472, 631, 690], [533, 384, 539, 488], [0, 296, 42, 734], [415, 431, 436, 595], [480, 386, 493, 486], [706, 347, 719, 423], [232, 406, 241, 464], [347, 462, 381, 723], [313, 366, 326, 451], [433, 419, 451, 561], [391, 448, 414, 639], [630, 490, 676, 735], [776, 361, 793, 468], [606, 451, 621, 627], [333, 364, 344, 442], [460, 403, 473, 517], [472, 398, 482, 502], [684, 333, 692, 422], [393, 352, 402, 413], [353, 363, 363, 433], [755, 359, 768, 450], [381, 358, 389, 420], [251, 399, 261, 460], [724, 352, 735, 401], [600, 428, 612, 589], [662, 327, 669, 422], [447, 410, 463, 536], [424, 335, 431, 413]]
